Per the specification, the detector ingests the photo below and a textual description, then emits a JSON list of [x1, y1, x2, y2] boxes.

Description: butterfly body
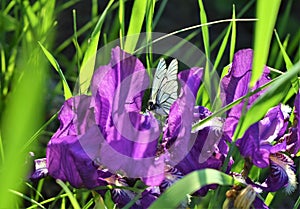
[[148, 58, 179, 116]]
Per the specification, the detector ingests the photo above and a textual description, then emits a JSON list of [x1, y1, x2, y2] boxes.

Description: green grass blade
[[38, 42, 72, 99], [153, 0, 167, 29], [9, 189, 46, 209], [73, 9, 82, 71], [56, 180, 81, 209], [213, 21, 232, 71], [269, 0, 293, 66], [79, 0, 114, 94], [265, 192, 276, 206], [274, 30, 293, 69], [26, 194, 69, 209], [198, 0, 210, 59], [34, 179, 45, 202], [56, 0, 81, 14], [145, 0, 155, 76], [198, 0, 212, 108], [0, 56, 46, 208], [0, 131, 4, 163], [293, 194, 300, 209], [236, 59, 300, 139], [229, 4, 236, 63], [274, 34, 289, 69], [118, 0, 125, 48], [210, 0, 255, 52], [251, 0, 281, 87], [274, 30, 299, 93], [124, 0, 147, 53], [149, 169, 235, 209], [55, 17, 98, 54], [92, 0, 98, 18], [21, 112, 58, 151]]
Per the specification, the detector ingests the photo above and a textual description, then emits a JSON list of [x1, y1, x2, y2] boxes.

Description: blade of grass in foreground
[[39, 42, 72, 100], [149, 169, 235, 209], [229, 4, 236, 63], [145, 0, 155, 78], [9, 189, 46, 209], [124, 0, 147, 53], [251, 0, 281, 87], [274, 30, 299, 93], [79, 0, 114, 94], [265, 192, 276, 207], [0, 54, 46, 208], [56, 180, 81, 209], [118, 0, 125, 48], [197, 0, 212, 109]]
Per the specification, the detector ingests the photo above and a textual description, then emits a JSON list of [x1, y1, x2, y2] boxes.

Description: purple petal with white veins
[[259, 153, 296, 193]]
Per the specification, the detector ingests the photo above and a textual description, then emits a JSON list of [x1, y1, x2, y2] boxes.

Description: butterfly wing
[[149, 58, 178, 116], [150, 58, 167, 103], [155, 59, 178, 115]]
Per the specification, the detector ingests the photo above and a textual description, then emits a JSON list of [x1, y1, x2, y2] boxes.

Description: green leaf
[[198, 0, 210, 59], [236, 59, 300, 139], [124, 0, 147, 53], [213, 23, 232, 71], [265, 192, 276, 206], [56, 180, 81, 209], [0, 13, 19, 31], [198, 0, 213, 108], [229, 4, 236, 63], [118, 0, 125, 48], [148, 169, 235, 209], [251, 0, 281, 87], [9, 189, 46, 209], [274, 30, 299, 93], [79, 0, 114, 94], [38, 42, 72, 99]]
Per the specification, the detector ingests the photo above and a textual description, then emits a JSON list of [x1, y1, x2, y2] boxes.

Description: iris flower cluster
[[33, 47, 299, 208]]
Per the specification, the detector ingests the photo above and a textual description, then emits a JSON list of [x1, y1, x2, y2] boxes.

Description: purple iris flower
[[221, 49, 298, 198], [46, 46, 230, 207]]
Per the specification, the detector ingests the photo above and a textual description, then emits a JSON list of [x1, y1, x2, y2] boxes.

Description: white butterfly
[[148, 58, 179, 116]]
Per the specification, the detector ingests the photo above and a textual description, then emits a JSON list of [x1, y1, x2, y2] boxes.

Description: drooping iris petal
[[221, 49, 271, 141], [47, 96, 101, 189]]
